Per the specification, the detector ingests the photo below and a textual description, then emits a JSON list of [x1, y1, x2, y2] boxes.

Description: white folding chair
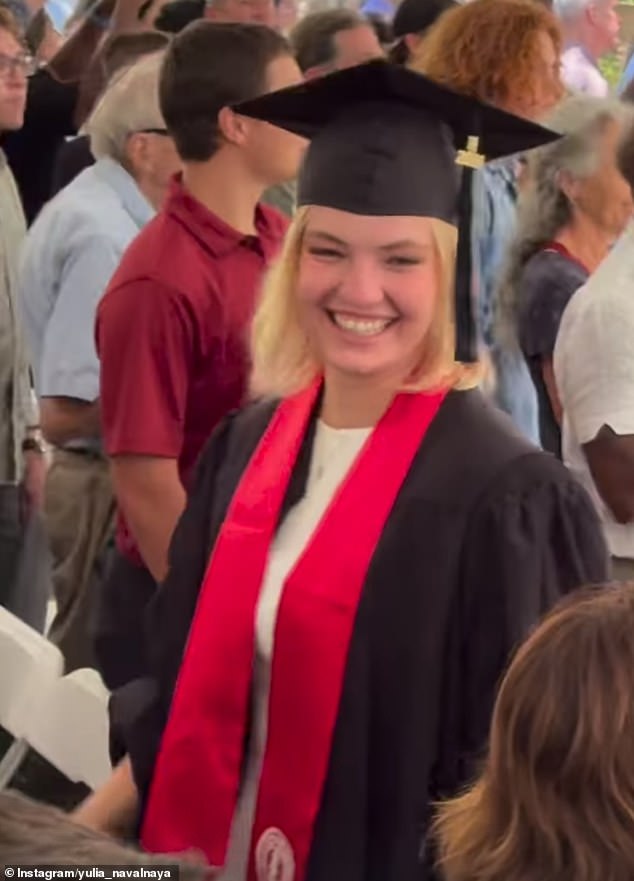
[[0, 606, 64, 788], [23, 667, 112, 790]]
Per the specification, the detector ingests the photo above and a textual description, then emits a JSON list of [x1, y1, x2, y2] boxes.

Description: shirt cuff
[[574, 407, 634, 444]]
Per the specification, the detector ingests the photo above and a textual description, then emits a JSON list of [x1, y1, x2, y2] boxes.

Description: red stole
[[141, 381, 447, 880]]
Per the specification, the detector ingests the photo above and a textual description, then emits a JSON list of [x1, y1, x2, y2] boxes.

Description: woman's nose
[[337, 257, 385, 307]]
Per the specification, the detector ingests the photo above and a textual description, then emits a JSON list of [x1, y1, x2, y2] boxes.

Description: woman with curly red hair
[[411, 0, 564, 446]]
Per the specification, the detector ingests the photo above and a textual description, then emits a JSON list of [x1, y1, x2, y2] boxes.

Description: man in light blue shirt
[[17, 50, 180, 672], [21, 157, 156, 404]]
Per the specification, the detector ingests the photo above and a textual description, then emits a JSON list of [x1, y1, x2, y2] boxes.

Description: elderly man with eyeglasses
[[0, 6, 50, 629]]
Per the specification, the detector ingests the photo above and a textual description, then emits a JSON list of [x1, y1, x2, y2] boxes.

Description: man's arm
[[584, 426, 634, 525], [34, 234, 123, 447], [73, 755, 139, 836], [46, 0, 146, 83], [40, 397, 101, 447], [111, 456, 186, 583], [97, 277, 193, 579], [46, 0, 151, 126]]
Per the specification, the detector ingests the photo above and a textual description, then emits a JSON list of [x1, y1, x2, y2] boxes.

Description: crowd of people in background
[[2, 0, 634, 875]]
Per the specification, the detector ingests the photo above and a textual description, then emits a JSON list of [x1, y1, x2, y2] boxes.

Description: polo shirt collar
[[93, 157, 155, 230], [166, 176, 281, 260]]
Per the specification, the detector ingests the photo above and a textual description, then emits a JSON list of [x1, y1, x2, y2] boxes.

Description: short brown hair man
[[290, 9, 383, 78], [94, 23, 305, 689]]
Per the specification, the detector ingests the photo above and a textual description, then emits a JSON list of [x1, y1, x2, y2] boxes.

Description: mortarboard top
[[234, 61, 560, 362], [392, 0, 457, 40]]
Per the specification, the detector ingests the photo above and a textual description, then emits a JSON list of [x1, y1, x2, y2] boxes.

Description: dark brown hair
[[101, 30, 170, 79], [75, 29, 170, 128], [0, 5, 23, 41], [434, 583, 634, 881], [154, 0, 204, 33], [410, 0, 562, 108], [159, 20, 290, 162], [289, 9, 367, 73]]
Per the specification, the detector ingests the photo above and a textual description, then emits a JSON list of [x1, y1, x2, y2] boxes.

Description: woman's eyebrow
[[305, 230, 348, 246], [378, 240, 431, 253]]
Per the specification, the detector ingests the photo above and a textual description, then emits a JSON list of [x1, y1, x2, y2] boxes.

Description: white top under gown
[[219, 420, 372, 881]]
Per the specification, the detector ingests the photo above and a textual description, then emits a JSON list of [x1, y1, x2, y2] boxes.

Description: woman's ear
[[404, 32, 425, 55]]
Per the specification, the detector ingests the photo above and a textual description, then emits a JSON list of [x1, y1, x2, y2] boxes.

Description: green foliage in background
[[600, 51, 625, 87], [603, 1, 634, 87]]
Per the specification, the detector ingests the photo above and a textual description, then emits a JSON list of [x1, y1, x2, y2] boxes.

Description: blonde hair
[[250, 207, 482, 398], [433, 583, 634, 881]]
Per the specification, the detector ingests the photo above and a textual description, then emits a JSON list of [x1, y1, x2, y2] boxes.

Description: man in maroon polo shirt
[[94, 21, 304, 689]]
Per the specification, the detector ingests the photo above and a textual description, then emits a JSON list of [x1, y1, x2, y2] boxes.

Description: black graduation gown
[[109, 388, 608, 881]]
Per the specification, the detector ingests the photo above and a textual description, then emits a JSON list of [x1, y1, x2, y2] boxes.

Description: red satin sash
[[142, 382, 447, 881]]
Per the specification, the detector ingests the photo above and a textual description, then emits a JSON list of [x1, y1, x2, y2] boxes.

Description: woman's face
[[502, 30, 563, 122], [297, 207, 441, 386], [570, 120, 633, 240]]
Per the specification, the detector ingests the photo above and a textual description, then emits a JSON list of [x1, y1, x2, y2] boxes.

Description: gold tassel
[[456, 135, 485, 169]]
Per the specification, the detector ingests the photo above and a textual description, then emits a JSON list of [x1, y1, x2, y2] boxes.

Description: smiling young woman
[[251, 207, 479, 414], [74, 62, 608, 881]]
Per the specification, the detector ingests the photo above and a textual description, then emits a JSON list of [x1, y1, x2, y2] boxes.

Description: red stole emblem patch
[[142, 382, 447, 880]]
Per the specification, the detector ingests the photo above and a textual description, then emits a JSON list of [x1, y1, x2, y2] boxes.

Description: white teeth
[[332, 313, 392, 336]]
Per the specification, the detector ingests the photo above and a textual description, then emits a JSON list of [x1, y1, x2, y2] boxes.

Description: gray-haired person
[[0, 790, 209, 875], [498, 95, 634, 458], [17, 50, 181, 674], [554, 0, 619, 96]]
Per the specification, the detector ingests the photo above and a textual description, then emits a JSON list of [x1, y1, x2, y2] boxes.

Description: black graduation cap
[[234, 61, 560, 362], [392, 0, 457, 40]]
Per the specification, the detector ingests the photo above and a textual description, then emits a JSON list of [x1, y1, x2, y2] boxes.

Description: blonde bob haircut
[[250, 206, 482, 399]]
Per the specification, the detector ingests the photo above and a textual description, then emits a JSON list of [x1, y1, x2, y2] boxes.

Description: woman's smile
[[326, 309, 399, 337]]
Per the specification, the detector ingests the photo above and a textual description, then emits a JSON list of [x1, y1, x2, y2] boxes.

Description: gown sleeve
[[437, 452, 609, 794], [108, 415, 235, 802]]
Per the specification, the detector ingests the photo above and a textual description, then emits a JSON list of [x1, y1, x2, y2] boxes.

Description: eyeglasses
[[137, 128, 170, 135], [0, 52, 38, 80]]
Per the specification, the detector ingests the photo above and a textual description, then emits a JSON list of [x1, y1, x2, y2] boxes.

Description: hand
[[21, 449, 47, 516], [171, 852, 220, 879], [70, 799, 105, 832], [174, 849, 212, 867]]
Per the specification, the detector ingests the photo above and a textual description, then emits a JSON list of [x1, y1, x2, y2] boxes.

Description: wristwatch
[[22, 430, 47, 455]]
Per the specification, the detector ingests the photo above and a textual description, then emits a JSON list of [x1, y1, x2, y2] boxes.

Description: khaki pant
[[45, 450, 115, 672]]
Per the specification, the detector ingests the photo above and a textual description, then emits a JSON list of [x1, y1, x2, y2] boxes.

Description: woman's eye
[[308, 247, 345, 260], [386, 255, 421, 268]]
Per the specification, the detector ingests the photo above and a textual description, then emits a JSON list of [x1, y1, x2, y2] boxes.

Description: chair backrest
[[0, 607, 64, 737], [22, 668, 112, 790]]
